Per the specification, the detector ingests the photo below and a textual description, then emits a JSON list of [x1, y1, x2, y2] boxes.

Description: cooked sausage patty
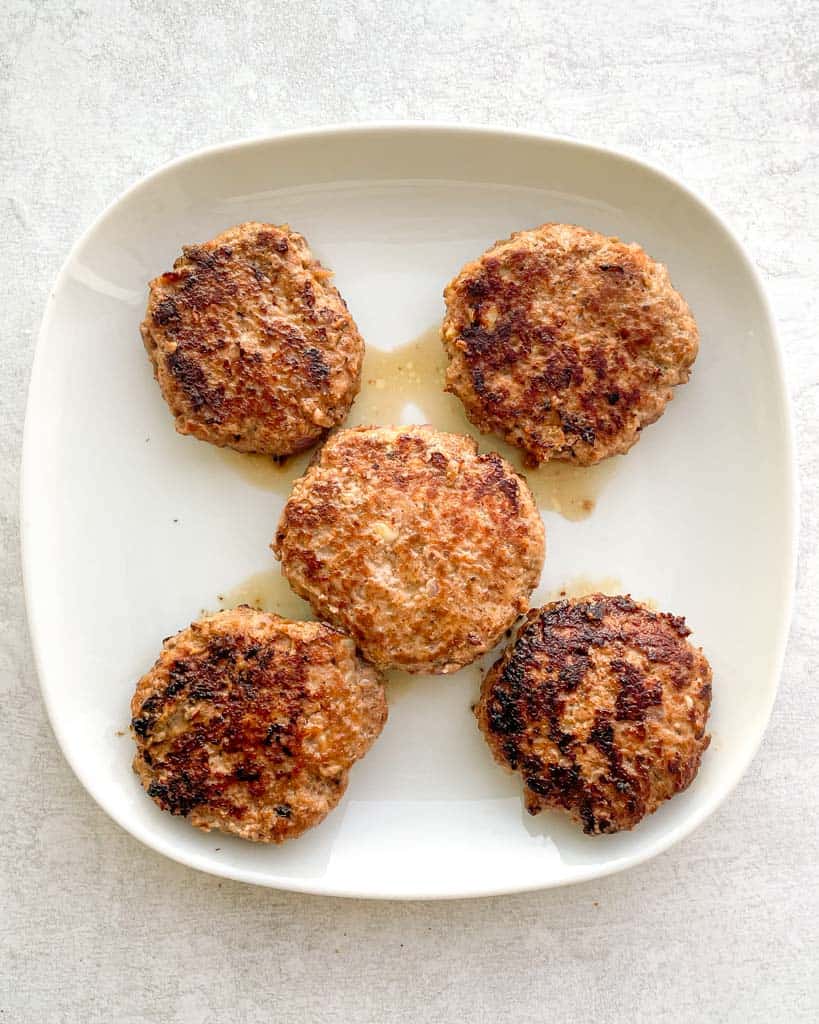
[[475, 595, 711, 833], [442, 223, 699, 466], [130, 607, 387, 843], [141, 222, 364, 456], [273, 425, 545, 674]]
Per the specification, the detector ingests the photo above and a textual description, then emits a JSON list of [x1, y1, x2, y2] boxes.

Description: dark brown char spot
[[612, 659, 662, 722], [166, 349, 224, 417], [304, 346, 330, 384], [153, 298, 179, 326]]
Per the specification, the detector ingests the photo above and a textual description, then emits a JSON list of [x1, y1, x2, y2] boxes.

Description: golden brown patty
[[442, 223, 699, 466], [273, 425, 545, 674], [475, 595, 711, 833], [141, 222, 364, 456], [130, 607, 387, 843]]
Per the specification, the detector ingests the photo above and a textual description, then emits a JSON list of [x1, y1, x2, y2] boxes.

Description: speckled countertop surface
[[2, 2, 817, 1021]]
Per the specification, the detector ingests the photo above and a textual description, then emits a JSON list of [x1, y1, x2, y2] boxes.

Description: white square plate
[[21, 125, 796, 898]]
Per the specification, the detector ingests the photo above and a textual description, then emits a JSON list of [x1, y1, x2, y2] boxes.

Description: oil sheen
[[215, 325, 619, 520], [217, 568, 314, 620], [215, 326, 621, 621]]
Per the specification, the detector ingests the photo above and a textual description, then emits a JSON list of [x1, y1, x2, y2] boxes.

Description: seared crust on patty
[[475, 595, 711, 833], [130, 607, 387, 843], [443, 223, 699, 466], [141, 222, 364, 456], [273, 425, 545, 674]]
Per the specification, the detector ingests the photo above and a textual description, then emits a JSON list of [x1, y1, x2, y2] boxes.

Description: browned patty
[[475, 595, 711, 834], [130, 607, 387, 843], [443, 223, 699, 466], [141, 222, 364, 456], [273, 425, 545, 674]]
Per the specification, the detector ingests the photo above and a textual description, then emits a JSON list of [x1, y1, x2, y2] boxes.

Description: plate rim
[[20, 122, 799, 899]]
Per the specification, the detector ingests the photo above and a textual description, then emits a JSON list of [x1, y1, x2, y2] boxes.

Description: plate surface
[[22, 125, 796, 898]]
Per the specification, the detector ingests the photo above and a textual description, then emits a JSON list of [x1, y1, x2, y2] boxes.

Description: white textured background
[[2, 2, 817, 1022]]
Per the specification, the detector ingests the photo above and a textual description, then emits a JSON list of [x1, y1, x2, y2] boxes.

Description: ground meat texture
[[130, 607, 387, 843], [273, 425, 546, 674], [442, 223, 699, 466], [141, 222, 364, 456], [475, 595, 712, 834]]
